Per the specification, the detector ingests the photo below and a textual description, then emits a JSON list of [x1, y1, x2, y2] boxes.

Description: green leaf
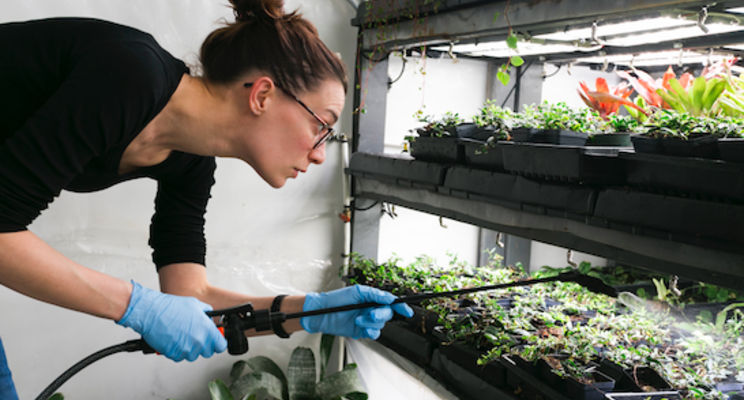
[[715, 302, 744, 331], [49, 394, 64, 400], [316, 364, 368, 400], [656, 89, 685, 114], [506, 35, 518, 49], [209, 379, 235, 400], [246, 356, 287, 386], [229, 372, 284, 400], [702, 79, 726, 111], [492, 12, 500, 24], [288, 347, 317, 400], [320, 334, 336, 378], [668, 79, 692, 111], [690, 76, 707, 115], [230, 360, 249, 384], [497, 71, 510, 86], [511, 56, 524, 67]]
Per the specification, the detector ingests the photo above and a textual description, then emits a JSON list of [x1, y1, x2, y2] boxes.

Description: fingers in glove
[[356, 285, 396, 305], [392, 303, 414, 318], [355, 307, 392, 330]]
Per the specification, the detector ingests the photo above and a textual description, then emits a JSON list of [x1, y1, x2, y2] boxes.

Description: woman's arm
[[158, 263, 305, 335], [0, 230, 132, 320]]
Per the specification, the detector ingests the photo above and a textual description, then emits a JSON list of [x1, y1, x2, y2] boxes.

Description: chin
[[267, 177, 287, 189]]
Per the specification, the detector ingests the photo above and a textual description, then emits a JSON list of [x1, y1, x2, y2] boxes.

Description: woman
[[0, 0, 412, 398]]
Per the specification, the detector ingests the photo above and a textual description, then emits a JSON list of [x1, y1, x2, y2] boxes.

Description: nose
[[309, 142, 326, 165]]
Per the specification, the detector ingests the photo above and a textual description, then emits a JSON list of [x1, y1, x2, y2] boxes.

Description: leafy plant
[[177, 335, 367, 400], [411, 111, 464, 137], [577, 77, 646, 120]]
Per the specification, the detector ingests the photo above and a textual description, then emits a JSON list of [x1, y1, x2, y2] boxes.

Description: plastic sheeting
[[346, 339, 459, 400]]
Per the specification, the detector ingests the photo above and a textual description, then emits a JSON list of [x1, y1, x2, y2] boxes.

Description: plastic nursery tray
[[620, 152, 744, 202], [377, 320, 435, 366], [347, 152, 446, 188], [461, 138, 506, 171], [500, 142, 626, 184], [409, 136, 465, 164], [443, 166, 598, 216], [429, 350, 518, 400], [718, 138, 744, 163], [606, 392, 682, 400], [592, 188, 744, 248], [511, 128, 589, 146]]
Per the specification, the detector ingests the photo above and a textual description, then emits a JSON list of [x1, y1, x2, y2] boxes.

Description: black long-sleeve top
[[0, 18, 215, 269]]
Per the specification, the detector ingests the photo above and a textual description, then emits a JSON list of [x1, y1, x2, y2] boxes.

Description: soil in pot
[[587, 133, 632, 147]]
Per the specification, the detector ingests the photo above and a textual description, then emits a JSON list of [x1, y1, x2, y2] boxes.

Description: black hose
[[35, 339, 146, 400]]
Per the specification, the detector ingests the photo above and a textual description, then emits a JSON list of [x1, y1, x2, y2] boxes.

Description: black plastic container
[[461, 138, 506, 171], [606, 392, 682, 400], [631, 134, 665, 155], [501, 142, 626, 184], [438, 344, 508, 388], [718, 137, 744, 163], [348, 152, 447, 187], [564, 370, 615, 400], [661, 134, 719, 159], [444, 122, 478, 139], [620, 152, 744, 202], [429, 350, 518, 400], [511, 128, 588, 145], [409, 136, 465, 164], [377, 320, 435, 366], [597, 359, 672, 392], [587, 133, 632, 147]]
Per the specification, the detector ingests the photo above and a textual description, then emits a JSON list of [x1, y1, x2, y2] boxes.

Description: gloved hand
[[116, 281, 227, 362], [300, 285, 414, 340]]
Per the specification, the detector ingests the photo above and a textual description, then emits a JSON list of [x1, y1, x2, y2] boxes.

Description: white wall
[[541, 62, 624, 108], [0, 2, 357, 399]]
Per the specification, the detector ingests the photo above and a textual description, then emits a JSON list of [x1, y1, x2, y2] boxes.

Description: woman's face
[[244, 78, 345, 188]]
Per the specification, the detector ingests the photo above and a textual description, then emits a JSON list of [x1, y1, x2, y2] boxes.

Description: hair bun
[[230, 0, 285, 22]]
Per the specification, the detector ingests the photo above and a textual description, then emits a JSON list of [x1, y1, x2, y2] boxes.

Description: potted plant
[[510, 101, 592, 145], [407, 111, 471, 164], [182, 334, 367, 400], [461, 100, 512, 171], [577, 78, 645, 147]]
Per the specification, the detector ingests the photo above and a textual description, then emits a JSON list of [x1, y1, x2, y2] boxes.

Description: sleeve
[[149, 155, 216, 270], [0, 40, 175, 231]]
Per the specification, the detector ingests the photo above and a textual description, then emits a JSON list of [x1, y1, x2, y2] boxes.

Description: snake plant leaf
[[702, 78, 725, 112], [320, 334, 336, 379], [49, 394, 64, 400], [231, 360, 249, 383], [229, 371, 284, 400], [209, 379, 235, 400], [288, 347, 317, 400], [315, 364, 368, 400], [245, 356, 288, 388]]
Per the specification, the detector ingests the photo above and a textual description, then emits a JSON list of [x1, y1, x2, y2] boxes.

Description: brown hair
[[200, 0, 348, 94]]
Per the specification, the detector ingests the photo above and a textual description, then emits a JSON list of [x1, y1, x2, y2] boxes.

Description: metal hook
[[698, 6, 710, 34], [567, 250, 578, 268], [602, 57, 609, 72], [496, 232, 504, 248], [447, 42, 457, 60], [567, 61, 573, 76], [707, 48, 714, 68], [439, 216, 448, 229], [591, 21, 604, 45], [678, 48, 684, 67]]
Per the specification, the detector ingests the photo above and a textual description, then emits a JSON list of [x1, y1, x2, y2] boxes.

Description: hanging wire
[[388, 51, 408, 88], [353, 200, 379, 211]]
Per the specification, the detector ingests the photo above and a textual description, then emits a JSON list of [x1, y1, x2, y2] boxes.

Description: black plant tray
[[348, 152, 447, 188], [430, 350, 519, 400], [606, 392, 683, 400], [501, 142, 626, 184], [598, 359, 673, 392], [620, 151, 744, 202], [662, 134, 719, 159], [511, 128, 588, 146], [593, 187, 744, 248], [502, 355, 574, 400], [377, 320, 436, 366], [438, 343, 508, 388], [443, 166, 598, 216], [719, 138, 744, 163], [461, 138, 506, 171], [564, 370, 616, 400], [409, 136, 465, 164], [406, 304, 442, 334]]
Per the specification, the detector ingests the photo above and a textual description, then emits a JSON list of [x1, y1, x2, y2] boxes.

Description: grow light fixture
[[575, 50, 733, 67], [535, 17, 693, 43]]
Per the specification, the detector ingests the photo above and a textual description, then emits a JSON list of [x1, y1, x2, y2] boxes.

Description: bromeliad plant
[[577, 77, 647, 120], [182, 335, 367, 400]]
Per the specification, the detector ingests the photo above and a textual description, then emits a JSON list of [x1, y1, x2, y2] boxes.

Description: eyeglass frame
[[243, 82, 334, 149]]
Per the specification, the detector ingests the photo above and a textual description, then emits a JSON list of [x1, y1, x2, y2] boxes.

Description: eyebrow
[[326, 110, 339, 126]]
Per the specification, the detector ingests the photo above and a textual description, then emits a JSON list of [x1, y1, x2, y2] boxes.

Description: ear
[[247, 76, 277, 115]]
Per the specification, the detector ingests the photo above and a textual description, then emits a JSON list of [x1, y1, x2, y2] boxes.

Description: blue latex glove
[[116, 281, 227, 362], [300, 285, 414, 340]]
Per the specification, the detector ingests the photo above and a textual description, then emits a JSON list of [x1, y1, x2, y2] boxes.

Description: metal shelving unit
[[349, 0, 744, 291]]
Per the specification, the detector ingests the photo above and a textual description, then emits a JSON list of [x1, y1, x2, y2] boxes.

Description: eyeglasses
[[244, 82, 334, 149]]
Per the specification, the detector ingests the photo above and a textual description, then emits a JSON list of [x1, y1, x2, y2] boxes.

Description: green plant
[[180, 335, 367, 400]]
